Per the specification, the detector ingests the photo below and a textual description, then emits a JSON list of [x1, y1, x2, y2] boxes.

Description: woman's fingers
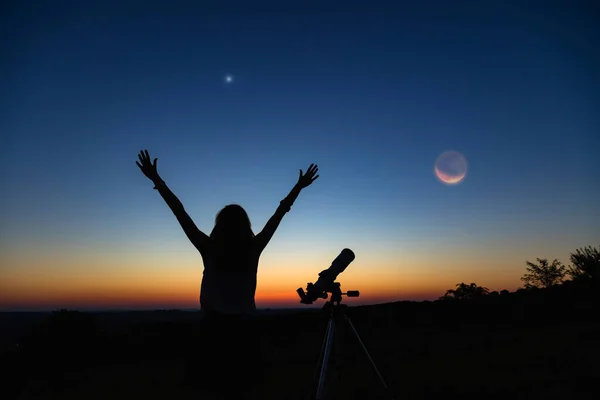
[[138, 150, 157, 168]]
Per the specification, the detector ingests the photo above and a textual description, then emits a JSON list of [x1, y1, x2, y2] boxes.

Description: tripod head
[[298, 280, 359, 306]]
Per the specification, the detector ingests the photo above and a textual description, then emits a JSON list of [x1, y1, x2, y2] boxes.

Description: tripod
[[311, 283, 394, 400]]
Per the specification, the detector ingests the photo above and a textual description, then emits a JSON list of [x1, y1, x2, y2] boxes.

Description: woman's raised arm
[[136, 149, 211, 255], [255, 163, 319, 251]]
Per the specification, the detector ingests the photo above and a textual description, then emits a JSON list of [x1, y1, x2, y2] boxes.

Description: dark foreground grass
[[3, 293, 599, 400]]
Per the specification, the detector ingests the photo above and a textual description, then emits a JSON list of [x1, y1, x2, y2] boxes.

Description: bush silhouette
[[440, 282, 489, 301], [568, 245, 600, 282], [521, 258, 567, 289]]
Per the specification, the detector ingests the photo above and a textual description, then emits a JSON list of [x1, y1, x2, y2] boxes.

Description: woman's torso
[[199, 243, 261, 315]]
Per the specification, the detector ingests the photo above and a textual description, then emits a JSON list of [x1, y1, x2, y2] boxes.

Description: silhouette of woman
[[136, 149, 319, 396]]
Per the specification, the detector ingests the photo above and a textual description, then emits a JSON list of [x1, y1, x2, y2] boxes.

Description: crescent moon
[[435, 165, 466, 184]]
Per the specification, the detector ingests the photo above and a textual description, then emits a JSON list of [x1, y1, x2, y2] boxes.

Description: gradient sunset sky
[[1, 1, 599, 311]]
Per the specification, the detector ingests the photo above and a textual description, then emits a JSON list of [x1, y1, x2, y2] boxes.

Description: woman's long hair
[[210, 204, 255, 270]]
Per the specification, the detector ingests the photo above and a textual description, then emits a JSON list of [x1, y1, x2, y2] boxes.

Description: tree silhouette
[[568, 245, 600, 282], [521, 258, 566, 289], [440, 282, 489, 301]]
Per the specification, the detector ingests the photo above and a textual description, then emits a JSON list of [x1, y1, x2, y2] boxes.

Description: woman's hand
[[136, 149, 160, 182], [298, 163, 319, 188]]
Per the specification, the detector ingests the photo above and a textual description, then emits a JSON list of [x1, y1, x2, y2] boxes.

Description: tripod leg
[[344, 315, 391, 393], [315, 315, 336, 400], [313, 320, 330, 388]]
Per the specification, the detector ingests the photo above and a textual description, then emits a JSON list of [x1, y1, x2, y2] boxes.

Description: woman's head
[[210, 204, 255, 243]]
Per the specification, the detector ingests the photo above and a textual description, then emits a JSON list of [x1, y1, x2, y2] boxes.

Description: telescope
[[297, 248, 359, 305], [296, 248, 394, 400]]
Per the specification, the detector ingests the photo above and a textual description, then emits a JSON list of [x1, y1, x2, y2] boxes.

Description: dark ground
[[2, 287, 599, 400]]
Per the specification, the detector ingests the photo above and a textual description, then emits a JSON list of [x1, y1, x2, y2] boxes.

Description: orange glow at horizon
[[0, 264, 520, 311], [0, 236, 536, 311]]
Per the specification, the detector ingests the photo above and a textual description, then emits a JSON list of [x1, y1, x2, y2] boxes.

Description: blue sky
[[1, 0, 599, 310]]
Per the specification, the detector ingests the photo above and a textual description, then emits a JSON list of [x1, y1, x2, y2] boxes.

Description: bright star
[[225, 75, 233, 83]]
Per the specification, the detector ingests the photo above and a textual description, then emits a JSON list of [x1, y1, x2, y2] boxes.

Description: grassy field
[[3, 291, 599, 400]]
